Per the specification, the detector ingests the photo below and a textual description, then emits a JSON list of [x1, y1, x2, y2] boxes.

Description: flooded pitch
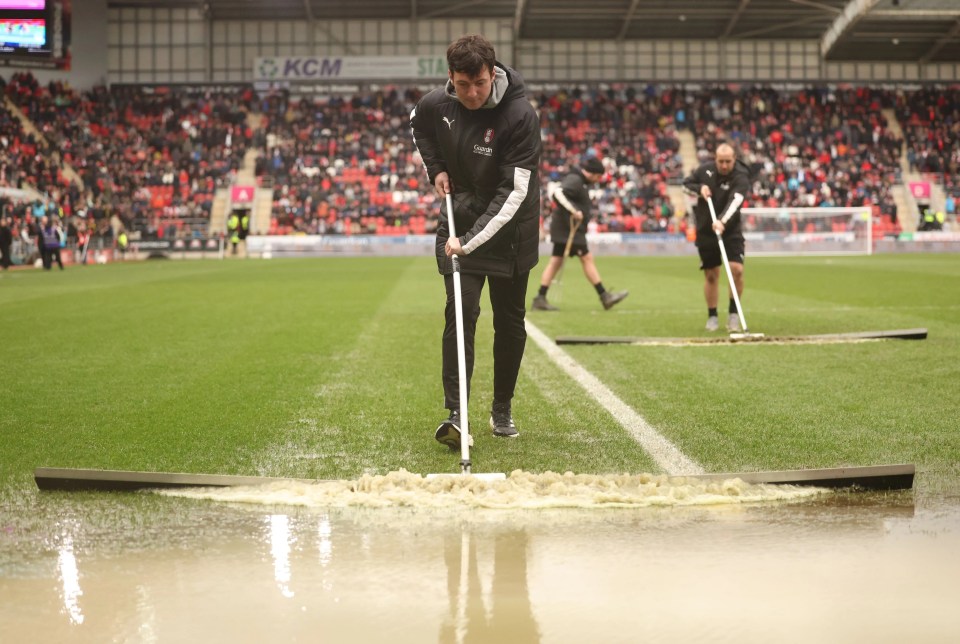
[[2, 472, 959, 643]]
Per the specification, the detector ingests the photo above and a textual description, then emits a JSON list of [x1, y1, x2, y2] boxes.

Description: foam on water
[[155, 469, 827, 509]]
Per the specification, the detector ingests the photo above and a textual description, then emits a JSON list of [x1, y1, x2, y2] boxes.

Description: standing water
[[1, 471, 958, 642]]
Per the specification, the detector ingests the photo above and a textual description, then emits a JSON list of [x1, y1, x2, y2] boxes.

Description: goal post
[[740, 207, 873, 256]]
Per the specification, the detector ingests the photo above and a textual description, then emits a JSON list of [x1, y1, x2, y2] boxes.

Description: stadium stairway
[[253, 186, 272, 236], [883, 107, 946, 233], [884, 108, 918, 231], [238, 148, 272, 236], [4, 96, 84, 192], [208, 191, 229, 237], [4, 95, 45, 146], [890, 185, 916, 233], [246, 111, 264, 132], [208, 149, 269, 238], [677, 127, 699, 177], [668, 128, 700, 221]]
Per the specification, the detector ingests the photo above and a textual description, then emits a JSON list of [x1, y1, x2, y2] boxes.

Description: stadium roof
[[114, 0, 960, 63]]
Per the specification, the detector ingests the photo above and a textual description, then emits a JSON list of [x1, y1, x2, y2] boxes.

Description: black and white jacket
[[550, 169, 592, 246], [411, 63, 542, 278], [682, 159, 751, 246]]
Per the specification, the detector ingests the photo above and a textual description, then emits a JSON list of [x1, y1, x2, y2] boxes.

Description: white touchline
[[525, 320, 704, 476]]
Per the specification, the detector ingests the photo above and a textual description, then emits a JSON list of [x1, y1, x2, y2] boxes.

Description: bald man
[[682, 143, 751, 332]]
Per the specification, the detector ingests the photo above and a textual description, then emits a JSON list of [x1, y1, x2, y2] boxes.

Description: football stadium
[[1, 1, 959, 641]]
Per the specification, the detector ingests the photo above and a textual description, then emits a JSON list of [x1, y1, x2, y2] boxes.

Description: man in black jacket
[[411, 34, 541, 444], [531, 156, 628, 312], [682, 143, 751, 332]]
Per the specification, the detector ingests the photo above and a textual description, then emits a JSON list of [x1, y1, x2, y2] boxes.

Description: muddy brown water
[[2, 472, 959, 643]]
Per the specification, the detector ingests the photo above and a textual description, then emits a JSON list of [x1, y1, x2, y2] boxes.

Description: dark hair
[[446, 35, 496, 76], [582, 157, 605, 175]]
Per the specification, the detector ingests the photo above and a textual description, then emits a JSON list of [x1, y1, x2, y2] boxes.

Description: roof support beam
[[872, 10, 960, 18], [303, 0, 315, 51], [616, 0, 642, 41], [513, 0, 527, 35], [722, 0, 751, 39], [821, 0, 881, 59], [421, 0, 490, 19], [920, 19, 960, 64], [788, 0, 841, 13], [734, 14, 826, 39]]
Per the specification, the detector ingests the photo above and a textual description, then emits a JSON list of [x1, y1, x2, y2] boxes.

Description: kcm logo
[[257, 58, 279, 79]]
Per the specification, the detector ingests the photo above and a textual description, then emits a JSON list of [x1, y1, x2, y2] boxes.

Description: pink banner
[[231, 186, 255, 203], [909, 182, 931, 200]]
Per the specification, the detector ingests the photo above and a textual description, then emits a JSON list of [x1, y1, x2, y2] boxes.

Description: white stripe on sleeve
[[553, 188, 576, 214], [720, 193, 744, 224], [461, 167, 531, 254]]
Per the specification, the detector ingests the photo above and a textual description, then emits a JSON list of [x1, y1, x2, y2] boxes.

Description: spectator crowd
[[3, 70, 958, 265]]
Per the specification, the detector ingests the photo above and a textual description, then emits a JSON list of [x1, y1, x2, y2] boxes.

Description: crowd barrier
[[7, 233, 959, 268]]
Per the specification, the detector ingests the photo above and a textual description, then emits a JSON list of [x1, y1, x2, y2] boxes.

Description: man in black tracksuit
[[531, 156, 628, 312], [411, 34, 541, 446], [682, 143, 751, 332]]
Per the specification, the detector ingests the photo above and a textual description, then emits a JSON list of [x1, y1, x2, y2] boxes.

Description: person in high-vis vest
[[227, 211, 241, 255], [920, 208, 945, 231], [238, 210, 250, 257], [117, 228, 129, 260]]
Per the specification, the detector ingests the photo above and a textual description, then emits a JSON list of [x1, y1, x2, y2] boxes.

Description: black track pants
[[441, 270, 530, 412]]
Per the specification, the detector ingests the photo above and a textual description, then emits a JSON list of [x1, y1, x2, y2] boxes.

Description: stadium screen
[[0, 1, 46, 9], [0, 0, 69, 68], [0, 17, 49, 54]]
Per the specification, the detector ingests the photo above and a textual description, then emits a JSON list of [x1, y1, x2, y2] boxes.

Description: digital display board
[[0, 0, 69, 69]]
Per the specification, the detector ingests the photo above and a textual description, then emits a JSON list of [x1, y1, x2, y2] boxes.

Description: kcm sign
[[254, 56, 446, 81]]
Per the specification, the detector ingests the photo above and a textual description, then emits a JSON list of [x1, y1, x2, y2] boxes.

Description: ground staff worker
[[682, 142, 751, 332], [227, 210, 249, 255], [532, 156, 628, 312], [411, 33, 541, 443]]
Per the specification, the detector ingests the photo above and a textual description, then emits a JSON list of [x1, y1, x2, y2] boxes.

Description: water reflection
[[268, 514, 295, 598], [3, 485, 960, 643], [134, 584, 159, 644], [317, 514, 332, 567], [440, 527, 540, 644], [55, 525, 84, 625]]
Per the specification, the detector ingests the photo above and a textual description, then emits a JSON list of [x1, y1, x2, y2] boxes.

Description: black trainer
[[600, 290, 628, 310], [489, 403, 519, 438], [531, 294, 558, 311], [435, 410, 473, 450]]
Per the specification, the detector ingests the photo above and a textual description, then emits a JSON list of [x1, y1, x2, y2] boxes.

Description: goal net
[[740, 207, 872, 256]]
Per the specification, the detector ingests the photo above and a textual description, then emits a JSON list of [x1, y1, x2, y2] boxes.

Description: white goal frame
[[740, 207, 873, 256]]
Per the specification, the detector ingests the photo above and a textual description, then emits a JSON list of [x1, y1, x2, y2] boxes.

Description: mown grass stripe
[[525, 320, 703, 475]]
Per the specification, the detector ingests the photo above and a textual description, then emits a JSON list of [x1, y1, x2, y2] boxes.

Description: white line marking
[[526, 320, 703, 476]]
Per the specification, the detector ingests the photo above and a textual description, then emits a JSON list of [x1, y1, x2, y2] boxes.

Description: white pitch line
[[525, 320, 703, 476]]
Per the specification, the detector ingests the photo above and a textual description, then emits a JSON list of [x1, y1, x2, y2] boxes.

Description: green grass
[[2, 254, 959, 499]]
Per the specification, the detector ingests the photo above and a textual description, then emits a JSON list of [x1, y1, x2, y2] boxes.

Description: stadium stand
[[6, 71, 960, 254], [3, 74, 253, 247], [688, 86, 902, 236]]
